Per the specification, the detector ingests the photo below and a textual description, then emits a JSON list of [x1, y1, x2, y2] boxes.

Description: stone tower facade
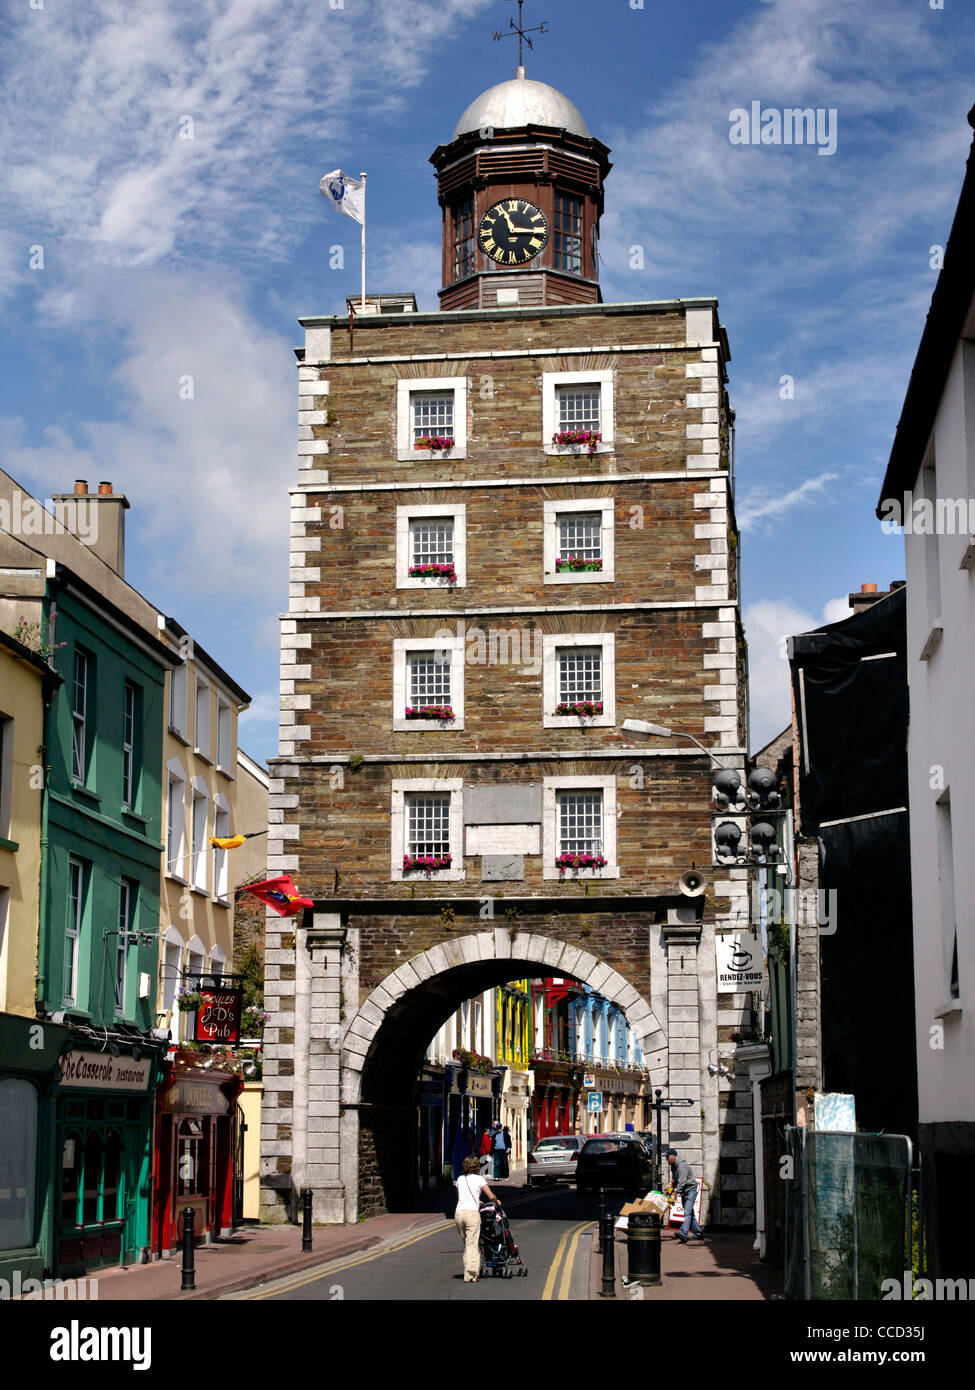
[[261, 72, 755, 1227]]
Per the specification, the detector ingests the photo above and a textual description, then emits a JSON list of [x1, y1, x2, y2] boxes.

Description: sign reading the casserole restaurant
[[58, 1049, 152, 1092], [193, 986, 242, 1045]]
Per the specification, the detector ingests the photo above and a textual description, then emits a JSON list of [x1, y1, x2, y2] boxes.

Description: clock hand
[[499, 210, 517, 234]]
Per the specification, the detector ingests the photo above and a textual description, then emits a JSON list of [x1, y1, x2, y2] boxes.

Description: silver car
[[526, 1134, 587, 1185]]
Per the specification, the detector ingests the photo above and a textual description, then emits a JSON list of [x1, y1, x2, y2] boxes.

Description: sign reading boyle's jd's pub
[[193, 986, 242, 1045]]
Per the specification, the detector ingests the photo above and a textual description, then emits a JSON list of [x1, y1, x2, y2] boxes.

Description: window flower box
[[551, 429, 602, 456], [452, 1046, 493, 1075], [405, 705, 455, 721], [414, 435, 454, 452], [408, 562, 457, 582], [556, 851, 607, 876], [554, 700, 603, 718], [403, 853, 453, 872], [555, 556, 603, 573]]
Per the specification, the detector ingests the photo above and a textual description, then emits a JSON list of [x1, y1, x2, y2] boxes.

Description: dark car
[[575, 1134, 655, 1196]]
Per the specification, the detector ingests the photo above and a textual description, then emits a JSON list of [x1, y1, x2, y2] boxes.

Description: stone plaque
[[482, 855, 525, 881], [464, 784, 542, 825]]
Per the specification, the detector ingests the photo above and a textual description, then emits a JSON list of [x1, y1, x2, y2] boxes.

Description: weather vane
[[493, 0, 549, 68]]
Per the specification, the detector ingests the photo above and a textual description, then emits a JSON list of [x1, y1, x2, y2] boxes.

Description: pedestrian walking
[[666, 1147, 704, 1242], [454, 1156, 501, 1283], [491, 1120, 508, 1179], [478, 1126, 493, 1176], [502, 1124, 513, 1176]]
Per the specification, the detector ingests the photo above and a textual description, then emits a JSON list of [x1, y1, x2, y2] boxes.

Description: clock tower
[[431, 63, 612, 310]]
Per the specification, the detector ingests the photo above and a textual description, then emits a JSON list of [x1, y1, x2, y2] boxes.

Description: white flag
[[319, 169, 365, 224]]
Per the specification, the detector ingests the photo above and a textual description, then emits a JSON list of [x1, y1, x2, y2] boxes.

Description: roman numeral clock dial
[[477, 199, 549, 266]]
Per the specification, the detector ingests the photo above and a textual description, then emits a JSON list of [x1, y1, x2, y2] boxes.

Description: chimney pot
[[861, 583, 878, 594], [98, 481, 113, 495], [74, 480, 88, 496]]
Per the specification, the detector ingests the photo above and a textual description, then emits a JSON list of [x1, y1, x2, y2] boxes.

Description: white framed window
[[216, 697, 232, 771], [213, 795, 231, 902], [543, 498, 615, 584], [161, 927, 183, 1019], [474, 999, 483, 1055], [116, 879, 134, 1017], [542, 369, 614, 455], [0, 714, 12, 841], [392, 636, 465, 731], [390, 777, 465, 881], [194, 678, 211, 759], [122, 682, 138, 808], [71, 648, 88, 783], [190, 778, 208, 892], [542, 633, 615, 728], [396, 376, 468, 461], [166, 759, 187, 882], [64, 857, 84, 1005], [395, 504, 467, 588], [542, 774, 619, 880], [169, 662, 188, 738], [208, 943, 227, 984]]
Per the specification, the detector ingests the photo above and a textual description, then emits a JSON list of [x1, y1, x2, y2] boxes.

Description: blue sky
[[0, 0, 972, 760]]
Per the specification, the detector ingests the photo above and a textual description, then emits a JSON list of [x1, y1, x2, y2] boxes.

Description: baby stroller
[[479, 1202, 528, 1278]]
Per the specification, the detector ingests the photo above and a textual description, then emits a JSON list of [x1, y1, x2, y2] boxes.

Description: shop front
[[586, 1069, 650, 1134], [444, 1063, 498, 1179], [152, 1050, 243, 1256], [55, 1044, 159, 1275], [0, 1013, 70, 1285], [531, 1062, 580, 1140], [416, 1065, 445, 1191]]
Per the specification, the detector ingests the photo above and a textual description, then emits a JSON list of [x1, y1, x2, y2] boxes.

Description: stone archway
[[337, 929, 668, 1218]]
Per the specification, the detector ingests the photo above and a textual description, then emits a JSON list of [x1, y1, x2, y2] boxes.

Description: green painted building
[[39, 565, 173, 1273]]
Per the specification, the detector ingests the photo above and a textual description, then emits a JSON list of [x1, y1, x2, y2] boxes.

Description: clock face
[[478, 199, 550, 266]]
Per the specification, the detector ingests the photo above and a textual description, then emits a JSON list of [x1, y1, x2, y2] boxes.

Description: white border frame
[[543, 497, 615, 585], [390, 777, 465, 882], [194, 675, 212, 761], [396, 376, 468, 462], [396, 503, 468, 589], [189, 775, 210, 894], [542, 633, 616, 728], [393, 636, 465, 732], [212, 791, 231, 903], [542, 369, 614, 456], [165, 757, 188, 884], [542, 774, 620, 881]]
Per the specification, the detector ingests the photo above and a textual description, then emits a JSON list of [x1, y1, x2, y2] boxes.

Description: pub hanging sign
[[193, 985, 243, 1045]]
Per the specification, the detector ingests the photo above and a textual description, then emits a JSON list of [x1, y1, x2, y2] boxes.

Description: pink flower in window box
[[408, 562, 457, 582], [555, 555, 603, 573], [556, 851, 607, 876], [414, 435, 454, 452], [551, 429, 602, 456], [554, 700, 603, 717], [403, 853, 453, 871], [405, 705, 455, 721]]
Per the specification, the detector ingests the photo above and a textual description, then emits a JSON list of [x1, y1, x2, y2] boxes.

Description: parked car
[[526, 1134, 587, 1185], [575, 1134, 655, 1195], [635, 1130, 656, 1157]]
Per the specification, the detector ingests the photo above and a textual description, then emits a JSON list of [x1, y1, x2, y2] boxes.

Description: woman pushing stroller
[[454, 1155, 502, 1283]]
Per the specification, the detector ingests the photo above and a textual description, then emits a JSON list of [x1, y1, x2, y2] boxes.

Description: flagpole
[[360, 170, 367, 309]]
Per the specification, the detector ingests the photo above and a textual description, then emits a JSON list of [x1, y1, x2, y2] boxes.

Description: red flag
[[243, 875, 314, 917]]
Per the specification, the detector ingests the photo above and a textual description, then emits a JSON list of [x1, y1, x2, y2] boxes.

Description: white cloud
[[737, 470, 840, 530], [745, 593, 849, 752]]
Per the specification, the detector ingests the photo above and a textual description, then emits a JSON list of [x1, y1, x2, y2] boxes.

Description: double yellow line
[[236, 1219, 454, 1299], [541, 1219, 594, 1301]]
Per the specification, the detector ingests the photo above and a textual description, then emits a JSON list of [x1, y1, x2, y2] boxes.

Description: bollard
[[180, 1207, 196, 1291], [599, 1210, 617, 1298], [597, 1188, 607, 1253], [627, 1212, 662, 1286], [302, 1188, 313, 1252]]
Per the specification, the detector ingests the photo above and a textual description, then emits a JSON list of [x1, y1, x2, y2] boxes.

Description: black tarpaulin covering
[[790, 586, 908, 832]]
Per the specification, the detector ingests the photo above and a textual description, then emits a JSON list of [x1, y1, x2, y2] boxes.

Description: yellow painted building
[[496, 980, 532, 1162], [0, 629, 53, 1017], [156, 621, 251, 1037]]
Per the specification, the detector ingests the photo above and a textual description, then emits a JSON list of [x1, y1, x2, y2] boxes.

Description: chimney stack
[[848, 581, 893, 614], [51, 480, 130, 577]]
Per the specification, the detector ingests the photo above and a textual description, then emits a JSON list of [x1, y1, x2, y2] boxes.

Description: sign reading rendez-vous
[[716, 932, 765, 991], [59, 1049, 151, 1091]]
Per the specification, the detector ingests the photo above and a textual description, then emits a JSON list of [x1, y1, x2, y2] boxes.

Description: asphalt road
[[231, 1182, 603, 1302]]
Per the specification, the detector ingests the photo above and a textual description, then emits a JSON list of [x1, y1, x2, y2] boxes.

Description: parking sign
[[587, 1091, 602, 1113]]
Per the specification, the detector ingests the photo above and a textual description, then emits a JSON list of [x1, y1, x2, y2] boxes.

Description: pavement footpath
[[589, 1220, 784, 1301], [88, 1211, 448, 1302]]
